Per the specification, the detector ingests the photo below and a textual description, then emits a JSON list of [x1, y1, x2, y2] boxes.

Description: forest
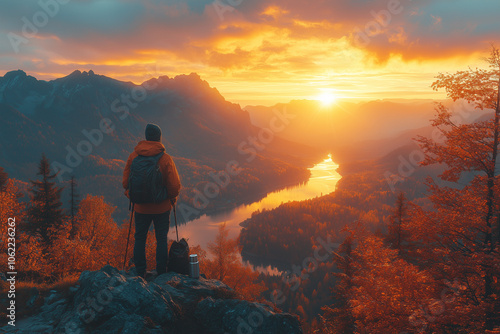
[[242, 49, 500, 333], [1, 49, 500, 333], [0, 161, 267, 321]]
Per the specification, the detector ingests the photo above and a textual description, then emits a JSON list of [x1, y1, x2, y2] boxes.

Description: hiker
[[122, 123, 181, 278]]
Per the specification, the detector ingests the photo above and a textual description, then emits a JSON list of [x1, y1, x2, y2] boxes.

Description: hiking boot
[[128, 267, 143, 278]]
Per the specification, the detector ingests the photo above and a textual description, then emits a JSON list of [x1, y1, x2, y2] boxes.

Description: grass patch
[[0, 274, 80, 320]]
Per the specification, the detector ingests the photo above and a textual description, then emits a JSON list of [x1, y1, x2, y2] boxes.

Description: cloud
[[0, 0, 498, 105], [1, 0, 498, 66], [237, 0, 500, 62]]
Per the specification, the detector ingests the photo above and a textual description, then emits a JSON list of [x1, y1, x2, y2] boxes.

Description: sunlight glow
[[317, 91, 338, 106]]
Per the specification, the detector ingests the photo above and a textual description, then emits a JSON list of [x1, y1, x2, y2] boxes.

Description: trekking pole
[[173, 200, 179, 242], [123, 202, 134, 271]]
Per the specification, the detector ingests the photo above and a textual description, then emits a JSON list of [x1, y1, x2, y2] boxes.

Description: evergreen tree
[[26, 154, 65, 249], [0, 167, 8, 191], [321, 231, 355, 334], [69, 175, 80, 239], [386, 191, 408, 256]]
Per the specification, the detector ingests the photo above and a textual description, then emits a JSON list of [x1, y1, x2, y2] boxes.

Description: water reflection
[[179, 155, 342, 252]]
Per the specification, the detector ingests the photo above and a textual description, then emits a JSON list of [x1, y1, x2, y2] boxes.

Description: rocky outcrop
[[1, 265, 302, 334]]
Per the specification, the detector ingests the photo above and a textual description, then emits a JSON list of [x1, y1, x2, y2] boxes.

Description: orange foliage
[[0, 180, 24, 257], [204, 224, 266, 301], [413, 46, 500, 332], [0, 181, 43, 277], [349, 234, 436, 334]]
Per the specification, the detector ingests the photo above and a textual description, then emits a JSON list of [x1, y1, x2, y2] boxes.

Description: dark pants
[[133, 210, 170, 276]]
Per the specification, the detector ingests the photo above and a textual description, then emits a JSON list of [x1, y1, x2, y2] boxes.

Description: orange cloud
[[1, 0, 498, 106]]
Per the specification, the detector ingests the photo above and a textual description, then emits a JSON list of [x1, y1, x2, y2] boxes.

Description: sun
[[317, 91, 338, 107]]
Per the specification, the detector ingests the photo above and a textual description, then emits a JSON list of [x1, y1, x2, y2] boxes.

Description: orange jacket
[[123, 140, 181, 214]]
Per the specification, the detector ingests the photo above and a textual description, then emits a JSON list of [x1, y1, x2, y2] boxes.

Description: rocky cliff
[[2, 265, 302, 334]]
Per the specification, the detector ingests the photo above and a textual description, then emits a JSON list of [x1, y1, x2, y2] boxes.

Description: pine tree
[[386, 191, 407, 256], [321, 230, 355, 334], [0, 167, 8, 191], [69, 175, 80, 239], [26, 154, 65, 249]]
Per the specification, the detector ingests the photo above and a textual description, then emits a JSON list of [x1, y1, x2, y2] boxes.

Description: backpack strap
[[173, 201, 179, 242], [154, 151, 165, 162]]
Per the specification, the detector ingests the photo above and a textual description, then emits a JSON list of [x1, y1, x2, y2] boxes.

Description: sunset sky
[[1, 0, 499, 106]]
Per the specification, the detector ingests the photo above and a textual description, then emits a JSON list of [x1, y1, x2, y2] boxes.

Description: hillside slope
[[0, 70, 321, 221]]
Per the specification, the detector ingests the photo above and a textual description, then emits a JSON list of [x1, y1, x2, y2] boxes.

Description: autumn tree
[[0, 180, 25, 270], [321, 223, 436, 334], [205, 224, 266, 301], [74, 195, 118, 267], [26, 154, 65, 249], [349, 234, 436, 334], [206, 223, 239, 281], [0, 167, 8, 191], [0, 178, 46, 280], [47, 195, 121, 276], [424, 46, 500, 247], [224, 261, 266, 301], [416, 46, 500, 331]]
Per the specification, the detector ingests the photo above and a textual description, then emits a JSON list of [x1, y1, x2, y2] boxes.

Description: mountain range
[[244, 98, 489, 163], [2, 69, 490, 223], [0, 70, 320, 222]]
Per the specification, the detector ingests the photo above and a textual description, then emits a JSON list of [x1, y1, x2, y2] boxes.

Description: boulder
[[0, 265, 302, 334], [154, 272, 235, 308], [195, 297, 302, 334], [26, 287, 40, 308]]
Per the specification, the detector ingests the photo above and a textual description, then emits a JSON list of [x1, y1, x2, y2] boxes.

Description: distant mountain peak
[[66, 69, 96, 79], [1, 70, 37, 86], [69, 69, 82, 76], [175, 72, 204, 83], [3, 69, 27, 79], [54, 69, 115, 91], [0, 70, 43, 94]]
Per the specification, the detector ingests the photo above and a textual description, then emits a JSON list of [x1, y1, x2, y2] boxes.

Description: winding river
[[180, 155, 342, 253]]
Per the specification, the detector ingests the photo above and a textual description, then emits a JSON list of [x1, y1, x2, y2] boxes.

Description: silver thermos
[[189, 254, 200, 279]]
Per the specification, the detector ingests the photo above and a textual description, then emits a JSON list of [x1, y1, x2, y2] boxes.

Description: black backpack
[[129, 152, 168, 204], [168, 206, 190, 275], [168, 238, 190, 275]]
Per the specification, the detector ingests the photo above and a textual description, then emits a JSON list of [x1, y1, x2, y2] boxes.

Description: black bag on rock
[[168, 238, 190, 275], [167, 204, 190, 275]]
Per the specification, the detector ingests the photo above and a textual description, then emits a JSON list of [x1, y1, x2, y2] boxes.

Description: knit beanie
[[145, 123, 162, 142]]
